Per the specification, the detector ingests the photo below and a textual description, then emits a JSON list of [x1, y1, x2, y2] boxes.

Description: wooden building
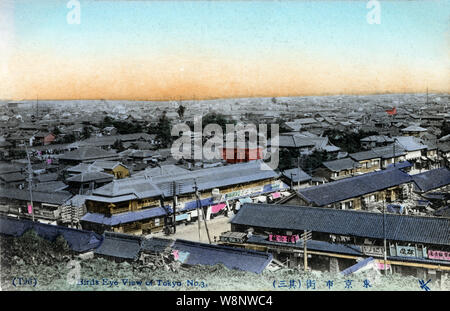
[[81, 161, 284, 235], [228, 203, 450, 279]]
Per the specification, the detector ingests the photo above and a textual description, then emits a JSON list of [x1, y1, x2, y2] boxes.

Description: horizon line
[[2, 91, 448, 102]]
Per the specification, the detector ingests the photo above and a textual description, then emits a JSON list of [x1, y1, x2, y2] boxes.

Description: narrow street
[[152, 215, 233, 244]]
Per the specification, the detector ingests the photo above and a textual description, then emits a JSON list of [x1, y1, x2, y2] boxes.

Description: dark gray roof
[[393, 136, 428, 151], [0, 215, 103, 252], [298, 169, 412, 206], [438, 142, 450, 153], [372, 144, 407, 159], [92, 177, 163, 199], [141, 237, 173, 253], [66, 163, 102, 173], [91, 160, 127, 170], [281, 168, 312, 183], [322, 158, 359, 172], [0, 172, 26, 182], [91, 161, 278, 201], [0, 188, 72, 205], [59, 147, 118, 161], [349, 150, 380, 161], [33, 181, 68, 192], [94, 232, 142, 260], [36, 173, 59, 182], [231, 204, 450, 246], [402, 125, 427, 132], [66, 172, 114, 183], [411, 168, 450, 192], [247, 234, 363, 256], [360, 135, 394, 143], [0, 163, 23, 174], [172, 239, 273, 274]]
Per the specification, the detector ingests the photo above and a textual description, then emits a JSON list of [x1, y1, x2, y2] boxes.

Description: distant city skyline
[[1, 0, 449, 100]]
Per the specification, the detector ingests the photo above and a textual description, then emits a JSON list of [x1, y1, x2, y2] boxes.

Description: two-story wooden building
[[81, 161, 285, 235]]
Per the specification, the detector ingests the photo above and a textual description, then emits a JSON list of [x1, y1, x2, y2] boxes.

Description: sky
[[0, 0, 449, 100]]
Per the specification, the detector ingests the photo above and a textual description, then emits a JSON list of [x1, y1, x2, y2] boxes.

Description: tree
[[52, 126, 61, 136], [82, 126, 92, 139], [440, 121, 450, 138], [201, 112, 234, 133], [155, 111, 172, 148], [112, 139, 125, 152], [324, 129, 378, 153], [62, 134, 76, 144]]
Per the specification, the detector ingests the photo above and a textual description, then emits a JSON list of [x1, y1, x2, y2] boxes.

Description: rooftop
[[297, 168, 412, 206], [281, 168, 312, 183], [322, 158, 359, 172], [172, 239, 273, 274], [349, 150, 381, 161], [59, 146, 119, 161], [231, 204, 450, 246], [411, 168, 450, 192], [94, 231, 142, 260]]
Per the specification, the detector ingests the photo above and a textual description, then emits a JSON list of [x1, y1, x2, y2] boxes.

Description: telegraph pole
[[172, 181, 177, 234], [25, 145, 35, 222], [194, 180, 201, 242], [194, 179, 211, 244], [301, 230, 312, 271], [383, 199, 388, 275]]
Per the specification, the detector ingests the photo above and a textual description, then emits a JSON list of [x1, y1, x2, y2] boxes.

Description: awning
[[211, 203, 226, 214], [238, 197, 252, 204], [175, 213, 189, 221], [270, 192, 281, 199]]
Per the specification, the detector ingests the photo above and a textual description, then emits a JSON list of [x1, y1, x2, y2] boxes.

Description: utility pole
[[25, 145, 35, 222], [194, 180, 211, 244], [194, 180, 201, 242], [383, 198, 388, 275], [172, 181, 177, 234], [301, 230, 312, 271]]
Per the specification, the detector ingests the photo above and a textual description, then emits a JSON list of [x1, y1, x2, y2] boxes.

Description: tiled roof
[[91, 160, 126, 170], [0, 216, 103, 252], [281, 168, 312, 183], [349, 150, 381, 161], [231, 204, 450, 246], [0, 172, 26, 182], [401, 125, 427, 132], [0, 188, 72, 205], [141, 237, 174, 253], [90, 161, 278, 201], [0, 163, 23, 174], [81, 206, 170, 226], [322, 158, 359, 172], [372, 144, 407, 159], [172, 239, 273, 274], [33, 181, 68, 192], [59, 147, 118, 161], [411, 168, 450, 192], [297, 169, 412, 206], [94, 232, 141, 260], [247, 234, 363, 256], [66, 171, 114, 183], [393, 136, 428, 151]]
